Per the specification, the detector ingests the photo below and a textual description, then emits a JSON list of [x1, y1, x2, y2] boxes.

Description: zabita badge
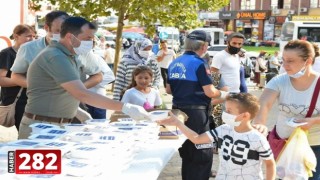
[[8, 149, 61, 174]]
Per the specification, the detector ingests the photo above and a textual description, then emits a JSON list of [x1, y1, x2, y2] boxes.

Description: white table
[[0, 136, 186, 180], [119, 137, 185, 179]]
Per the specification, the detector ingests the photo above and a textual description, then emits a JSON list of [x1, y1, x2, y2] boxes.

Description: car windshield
[[280, 22, 294, 41]]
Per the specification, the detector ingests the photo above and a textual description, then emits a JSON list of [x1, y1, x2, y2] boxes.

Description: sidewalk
[[105, 82, 278, 180]]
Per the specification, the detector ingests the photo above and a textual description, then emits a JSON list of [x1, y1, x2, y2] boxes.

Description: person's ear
[[13, 34, 19, 40], [241, 112, 251, 120], [43, 24, 49, 33], [306, 57, 314, 65]]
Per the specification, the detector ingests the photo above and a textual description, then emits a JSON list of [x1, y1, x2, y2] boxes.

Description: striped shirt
[[205, 124, 273, 180], [113, 57, 161, 101]]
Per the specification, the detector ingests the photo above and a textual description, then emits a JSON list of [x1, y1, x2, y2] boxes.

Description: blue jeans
[[240, 66, 248, 93], [86, 105, 106, 119], [310, 145, 320, 180]]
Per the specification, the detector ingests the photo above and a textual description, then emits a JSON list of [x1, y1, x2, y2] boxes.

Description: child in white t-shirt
[[121, 66, 162, 110], [158, 93, 276, 180]]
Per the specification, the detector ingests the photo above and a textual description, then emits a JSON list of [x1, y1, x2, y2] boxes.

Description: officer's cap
[[187, 30, 211, 43]]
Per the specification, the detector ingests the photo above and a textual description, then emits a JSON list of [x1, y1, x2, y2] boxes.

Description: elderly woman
[[113, 38, 161, 101], [253, 40, 320, 179]]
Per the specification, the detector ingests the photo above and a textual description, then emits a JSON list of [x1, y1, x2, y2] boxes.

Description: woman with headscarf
[[113, 38, 161, 101]]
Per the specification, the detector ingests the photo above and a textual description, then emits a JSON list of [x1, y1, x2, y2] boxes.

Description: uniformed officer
[[166, 30, 228, 180]]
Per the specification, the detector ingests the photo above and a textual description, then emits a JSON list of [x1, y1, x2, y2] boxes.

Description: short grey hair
[[184, 38, 206, 52]]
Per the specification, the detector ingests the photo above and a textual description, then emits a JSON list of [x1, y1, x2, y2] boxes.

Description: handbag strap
[[306, 77, 320, 118], [12, 88, 23, 104]]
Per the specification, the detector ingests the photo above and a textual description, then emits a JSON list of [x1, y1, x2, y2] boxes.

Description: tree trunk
[[112, 5, 126, 91]]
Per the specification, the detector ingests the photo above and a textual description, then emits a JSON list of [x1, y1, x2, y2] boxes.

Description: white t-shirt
[[313, 57, 320, 73], [269, 56, 280, 69], [104, 47, 115, 64], [156, 49, 176, 69], [211, 50, 240, 92], [206, 124, 273, 180], [266, 73, 320, 145], [279, 65, 286, 74], [121, 87, 162, 109]]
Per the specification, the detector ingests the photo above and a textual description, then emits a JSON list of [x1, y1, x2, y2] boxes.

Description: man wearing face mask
[[11, 11, 104, 125], [113, 38, 161, 101], [211, 32, 245, 93], [12, 11, 102, 90], [18, 17, 150, 139], [166, 30, 228, 180]]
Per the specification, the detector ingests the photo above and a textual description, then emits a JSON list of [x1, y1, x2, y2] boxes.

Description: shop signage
[[199, 12, 219, 20], [236, 11, 270, 20], [219, 12, 236, 19], [276, 16, 286, 24], [269, 17, 276, 24], [292, 15, 320, 21]]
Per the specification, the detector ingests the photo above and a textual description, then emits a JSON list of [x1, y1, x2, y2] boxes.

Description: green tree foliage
[[30, 0, 229, 74]]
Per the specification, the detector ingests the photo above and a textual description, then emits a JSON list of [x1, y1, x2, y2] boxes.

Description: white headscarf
[[122, 38, 153, 64]]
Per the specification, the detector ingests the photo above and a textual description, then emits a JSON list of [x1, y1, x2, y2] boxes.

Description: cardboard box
[[109, 111, 130, 123], [158, 109, 188, 139]]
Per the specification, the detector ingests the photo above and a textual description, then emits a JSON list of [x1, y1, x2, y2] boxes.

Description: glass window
[[271, 0, 278, 9], [311, 0, 318, 8], [280, 22, 294, 41], [240, 0, 255, 10], [241, 0, 246, 10], [284, 0, 291, 9], [250, 0, 255, 9], [298, 27, 320, 42]]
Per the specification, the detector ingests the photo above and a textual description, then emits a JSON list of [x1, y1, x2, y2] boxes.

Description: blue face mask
[[288, 64, 306, 79]]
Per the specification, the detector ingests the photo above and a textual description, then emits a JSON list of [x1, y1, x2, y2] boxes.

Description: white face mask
[[138, 50, 151, 59], [73, 40, 93, 55], [51, 33, 60, 42], [288, 65, 306, 79], [222, 111, 241, 127]]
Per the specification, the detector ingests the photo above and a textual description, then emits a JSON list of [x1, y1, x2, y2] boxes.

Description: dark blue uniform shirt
[[167, 51, 212, 106]]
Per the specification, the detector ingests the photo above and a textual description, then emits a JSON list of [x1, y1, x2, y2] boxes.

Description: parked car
[[258, 40, 279, 47], [243, 38, 258, 46], [207, 45, 227, 58]]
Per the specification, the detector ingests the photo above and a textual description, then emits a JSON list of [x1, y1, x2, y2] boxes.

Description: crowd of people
[[0, 9, 320, 180]]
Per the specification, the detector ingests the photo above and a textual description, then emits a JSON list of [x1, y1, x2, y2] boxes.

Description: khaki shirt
[[25, 41, 81, 118]]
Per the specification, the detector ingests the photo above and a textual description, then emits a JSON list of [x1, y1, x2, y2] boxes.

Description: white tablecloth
[[0, 136, 186, 180], [113, 137, 185, 180]]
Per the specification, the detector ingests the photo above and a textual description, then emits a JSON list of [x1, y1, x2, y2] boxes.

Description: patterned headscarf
[[122, 38, 153, 64]]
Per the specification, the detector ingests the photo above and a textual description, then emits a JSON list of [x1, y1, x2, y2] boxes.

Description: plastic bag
[[276, 127, 317, 180], [0, 125, 18, 142]]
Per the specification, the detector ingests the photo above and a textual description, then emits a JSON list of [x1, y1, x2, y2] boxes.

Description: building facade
[[219, 0, 320, 41]]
